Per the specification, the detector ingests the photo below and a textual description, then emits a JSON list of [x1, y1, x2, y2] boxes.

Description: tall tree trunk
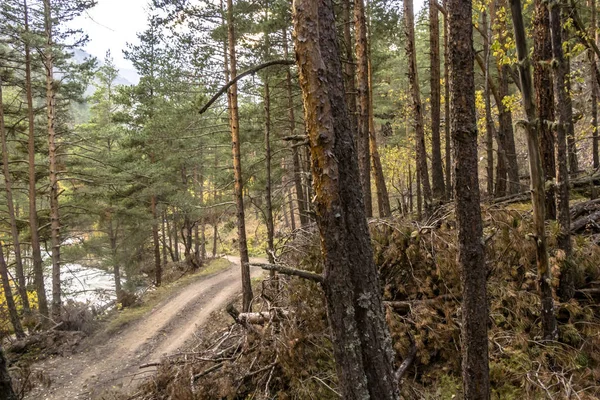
[[172, 208, 180, 261], [355, 0, 373, 217], [549, 0, 574, 300], [0, 244, 25, 339], [24, 0, 49, 319], [282, 28, 308, 227], [483, 9, 495, 196], [161, 210, 168, 267], [430, 0, 446, 199], [448, 0, 490, 395], [227, 0, 253, 312], [293, 1, 400, 397], [0, 345, 17, 400], [108, 219, 122, 303], [263, 17, 275, 264], [367, 17, 391, 216], [494, 0, 521, 195], [342, 0, 359, 145], [443, 0, 452, 199], [151, 196, 161, 286], [533, 0, 557, 220], [591, 0, 599, 170], [0, 78, 29, 311], [510, 0, 558, 340], [405, 0, 432, 214], [44, 0, 62, 319]]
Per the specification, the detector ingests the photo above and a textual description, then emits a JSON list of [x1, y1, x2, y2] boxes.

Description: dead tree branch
[[199, 59, 295, 114]]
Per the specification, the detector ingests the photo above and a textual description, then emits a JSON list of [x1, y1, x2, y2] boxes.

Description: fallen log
[[571, 210, 600, 233], [570, 198, 600, 220], [237, 310, 290, 325]]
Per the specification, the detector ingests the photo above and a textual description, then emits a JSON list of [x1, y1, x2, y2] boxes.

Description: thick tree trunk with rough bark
[[0, 78, 29, 312], [355, 0, 373, 217], [510, 0, 558, 340], [292, 1, 400, 398], [342, 0, 358, 144], [405, 0, 432, 214], [533, 0, 557, 220], [549, 0, 574, 300], [227, 0, 253, 312], [448, 0, 490, 396], [44, 0, 62, 319], [0, 346, 16, 400], [24, 0, 49, 319], [430, 0, 446, 199]]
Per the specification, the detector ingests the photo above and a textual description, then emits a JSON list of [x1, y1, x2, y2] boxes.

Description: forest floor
[[24, 256, 266, 400]]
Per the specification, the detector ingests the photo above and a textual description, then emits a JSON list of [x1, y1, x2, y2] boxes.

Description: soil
[[25, 256, 265, 400]]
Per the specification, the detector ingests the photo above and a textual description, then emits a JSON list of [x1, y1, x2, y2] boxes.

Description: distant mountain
[[73, 49, 139, 88]]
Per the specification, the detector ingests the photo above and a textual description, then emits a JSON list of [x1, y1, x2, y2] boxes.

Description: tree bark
[[405, 0, 432, 214], [227, 0, 253, 312], [355, 0, 373, 217], [44, 0, 62, 320], [0, 244, 25, 339], [510, 0, 558, 340], [443, 0, 452, 199], [0, 77, 29, 312], [292, 1, 400, 398], [0, 346, 16, 400], [151, 195, 161, 286], [448, 0, 490, 397], [430, 0, 446, 199], [549, 0, 574, 300], [263, 16, 275, 265], [494, 0, 521, 195], [591, 0, 599, 170], [483, 9, 495, 197], [108, 219, 122, 304], [533, 0, 557, 220], [342, 0, 359, 146], [24, 0, 49, 319]]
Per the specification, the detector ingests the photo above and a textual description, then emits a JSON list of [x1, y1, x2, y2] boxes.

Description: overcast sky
[[71, 0, 426, 73], [70, 0, 150, 70]]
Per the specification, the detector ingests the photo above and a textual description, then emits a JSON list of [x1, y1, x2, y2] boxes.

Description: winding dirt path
[[27, 257, 264, 400]]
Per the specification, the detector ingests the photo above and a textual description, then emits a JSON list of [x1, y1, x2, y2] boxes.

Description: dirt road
[[27, 257, 264, 400]]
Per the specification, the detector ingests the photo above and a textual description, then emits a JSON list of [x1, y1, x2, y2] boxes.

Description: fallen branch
[[199, 59, 295, 114], [249, 263, 324, 284], [395, 334, 417, 382], [570, 198, 600, 220], [193, 363, 223, 381], [385, 294, 460, 314], [571, 210, 600, 233], [282, 135, 308, 141], [238, 310, 290, 325]]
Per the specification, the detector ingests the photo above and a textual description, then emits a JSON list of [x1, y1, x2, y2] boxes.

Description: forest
[[1, 0, 600, 398]]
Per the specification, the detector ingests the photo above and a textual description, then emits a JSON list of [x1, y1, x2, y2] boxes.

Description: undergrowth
[[126, 206, 600, 400]]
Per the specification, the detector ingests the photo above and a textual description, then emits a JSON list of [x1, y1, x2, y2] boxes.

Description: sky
[[71, 0, 427, 80], [69, 0, 150, 71]]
